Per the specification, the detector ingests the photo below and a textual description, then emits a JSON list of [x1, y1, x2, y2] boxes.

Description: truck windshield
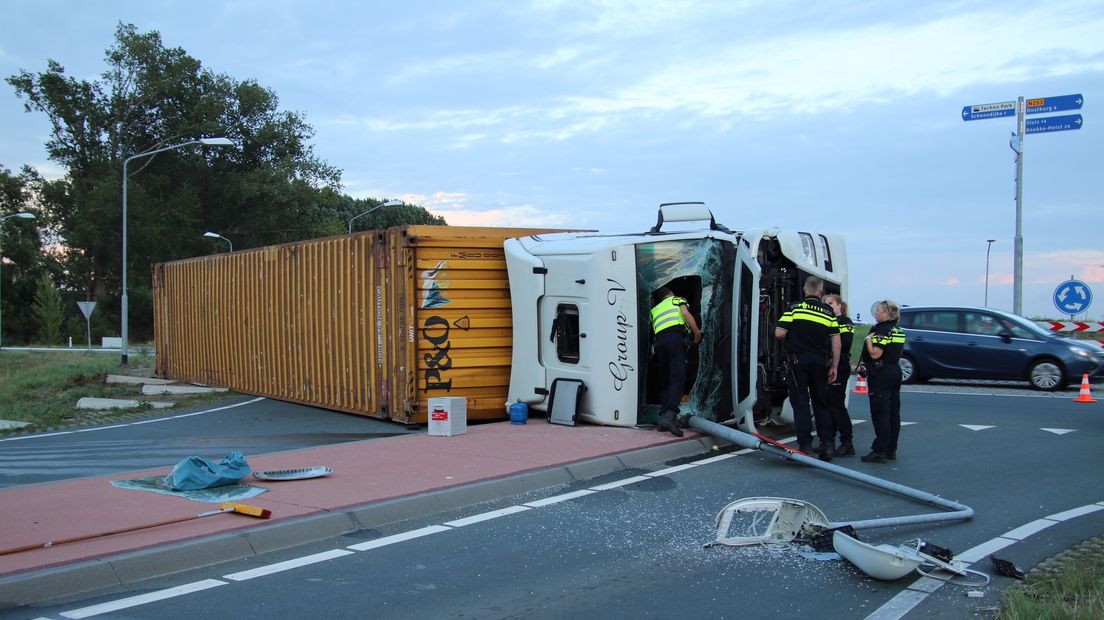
[[637, 238, 735, 421]]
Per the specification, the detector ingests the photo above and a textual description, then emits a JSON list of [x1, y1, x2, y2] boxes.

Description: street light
[[122, 137, 234, 365], [203, 231, 233, 253], [348, 199, 402, 234], [984, 239, 996, 307], [0, 212, 36, 350]]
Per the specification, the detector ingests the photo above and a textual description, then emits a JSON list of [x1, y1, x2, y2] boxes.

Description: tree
[[0, 165, 46, 345], [8, 23, 343, 339], [32, 273, 65, 345]]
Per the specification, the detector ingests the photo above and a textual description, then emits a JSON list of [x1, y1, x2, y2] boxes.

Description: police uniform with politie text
[[774, 276, 841, 461], [650, 287, 701, 437]]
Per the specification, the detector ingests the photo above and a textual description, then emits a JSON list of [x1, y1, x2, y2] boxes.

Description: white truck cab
[[505, 203, 846, 433]]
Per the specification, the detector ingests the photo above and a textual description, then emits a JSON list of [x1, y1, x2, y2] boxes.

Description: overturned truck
[[153, 203, 845, 430]]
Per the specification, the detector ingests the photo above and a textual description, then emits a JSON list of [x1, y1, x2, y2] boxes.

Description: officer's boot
[[818, 442, 834, 462], [837, 439, 855, 456], [657, 410, 684, 437]]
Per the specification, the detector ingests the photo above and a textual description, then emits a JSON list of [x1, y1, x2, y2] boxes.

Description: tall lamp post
[[348, 199, 402, 234], [203, 231, 233, 253], [122, 137, 234, 365], [0, 212, 36, 349], [984, 239, 996, 307]]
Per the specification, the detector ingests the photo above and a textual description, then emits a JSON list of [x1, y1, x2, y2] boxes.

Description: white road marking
[[960, 424, 994, 431], [0, 397, 266, 442], [1002, 519, 1056, 540], [645, 462, 703, 477], [1047, 504, 1104, 521], [1041, 428, 1076, 435], [589, 475, 651, 490], [444, 505, 530, 527], [523, 489, 596, 507], [347, 525, 452, 551], [61, 579, 226, 618], [222, 549, 353, 581]]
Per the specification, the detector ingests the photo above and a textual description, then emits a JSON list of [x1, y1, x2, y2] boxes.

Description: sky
[[1, 0, 1102, 320]]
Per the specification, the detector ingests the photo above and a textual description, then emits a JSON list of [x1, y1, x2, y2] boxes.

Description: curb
[[0, 436, 716, 609]]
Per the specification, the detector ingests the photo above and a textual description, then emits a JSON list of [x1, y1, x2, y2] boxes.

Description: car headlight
[[1069, 346, 1091, 358]]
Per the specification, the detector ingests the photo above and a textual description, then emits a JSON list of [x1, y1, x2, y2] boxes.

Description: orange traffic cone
[[1073, 374, 1096, 403], [853, 375, 868, 394]]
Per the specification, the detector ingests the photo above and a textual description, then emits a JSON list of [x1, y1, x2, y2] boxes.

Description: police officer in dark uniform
[[823, 294, 855, 456], [859, 299, 907, 463], [650, 287, 702, 437], [774, 276, 841, 460]]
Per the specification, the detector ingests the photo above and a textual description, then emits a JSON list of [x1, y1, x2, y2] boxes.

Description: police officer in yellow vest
[[650, 287, 702, 437]]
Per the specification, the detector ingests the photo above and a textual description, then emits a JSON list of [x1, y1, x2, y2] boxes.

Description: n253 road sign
[[1027, 94, 1083, 115], [1025, 114, 1083, 134]]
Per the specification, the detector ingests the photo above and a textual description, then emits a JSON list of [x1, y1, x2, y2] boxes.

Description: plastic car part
[[833, 530, 924, 581], [709, 497, 830, 547]]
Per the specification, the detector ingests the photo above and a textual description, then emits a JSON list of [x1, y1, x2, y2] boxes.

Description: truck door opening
[[636, 238, 735, 424]]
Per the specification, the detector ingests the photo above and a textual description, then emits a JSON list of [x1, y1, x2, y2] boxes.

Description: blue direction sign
[[1026, 93, 1084, 115], [962, 100, 1016, 121], [1025, 114, 1083, 134], [1054, 279, 1093, 315]]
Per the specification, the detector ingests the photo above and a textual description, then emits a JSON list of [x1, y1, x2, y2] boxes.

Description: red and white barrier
[[1039, 321, 1104, 332], [1037, 321, 1104, 350]]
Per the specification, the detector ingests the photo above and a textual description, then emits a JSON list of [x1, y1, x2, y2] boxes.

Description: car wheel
[[899, 354, 921, 384], [1028, 359, 1065, 391]]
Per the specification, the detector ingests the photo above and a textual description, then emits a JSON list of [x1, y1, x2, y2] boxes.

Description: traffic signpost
[[1026, 94, 1083, 115], [1053, 279, 1093, 319], [962, 93, 1086, 315], [77, 301, 96, 351], [1024, 114, 1083, 134]]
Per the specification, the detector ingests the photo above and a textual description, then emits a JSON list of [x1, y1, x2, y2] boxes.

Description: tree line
[[1, 23, 445, 347]]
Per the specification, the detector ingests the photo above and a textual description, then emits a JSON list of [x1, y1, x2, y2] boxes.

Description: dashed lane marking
[[1041, 428, 1076, 435], [222, 549, 353, 581], [960, 424, 995, 431], [59, 579, 226, 618]]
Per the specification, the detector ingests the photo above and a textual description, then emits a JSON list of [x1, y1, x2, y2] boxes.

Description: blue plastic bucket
[[509, 401, 528, 425]]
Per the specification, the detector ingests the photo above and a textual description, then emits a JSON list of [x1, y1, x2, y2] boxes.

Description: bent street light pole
[[985, 239, 996, 307], [348, 199, 402, 234], [0, 212, 36, 349], [122, 137, 233, 366], [203, 231, 233, 253]]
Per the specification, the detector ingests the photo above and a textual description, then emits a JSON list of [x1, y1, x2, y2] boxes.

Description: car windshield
[[990, 310, 1050, 338]]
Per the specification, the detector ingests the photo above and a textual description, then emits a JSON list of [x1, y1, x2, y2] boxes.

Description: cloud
[[335, 3, 1104, 146], [944, 277, 961, 286]]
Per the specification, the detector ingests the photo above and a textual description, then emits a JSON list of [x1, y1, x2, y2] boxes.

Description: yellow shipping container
[[153, 225, 563, 423]]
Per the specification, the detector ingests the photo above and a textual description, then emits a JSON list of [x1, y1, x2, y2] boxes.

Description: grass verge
[[1000, 535, 1104, 618], [0, 350, 234, 435]]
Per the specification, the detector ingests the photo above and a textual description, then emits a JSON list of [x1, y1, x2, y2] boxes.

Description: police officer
[[823, 294, 855, 456], [859, 299, 906, 463], [650, 287, 702, 437], [774, 276, 840, 460]]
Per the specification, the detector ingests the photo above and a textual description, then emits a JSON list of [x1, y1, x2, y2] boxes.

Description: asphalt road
[[0, 396, 416, 488], [6, 388, 1102, 619]]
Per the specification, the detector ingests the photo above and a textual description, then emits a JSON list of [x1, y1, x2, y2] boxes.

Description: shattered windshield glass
[[637, 238, 734, 421]]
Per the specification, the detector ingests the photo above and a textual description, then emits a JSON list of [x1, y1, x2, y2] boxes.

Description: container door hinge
[[533, 267, 548, 274]]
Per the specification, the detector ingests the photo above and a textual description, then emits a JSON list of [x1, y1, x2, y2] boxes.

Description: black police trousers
[[867, 368, 902, 454], [827, 369, 853, 442], [786, 355, 834, 446], [654, 330, 688, 414]]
